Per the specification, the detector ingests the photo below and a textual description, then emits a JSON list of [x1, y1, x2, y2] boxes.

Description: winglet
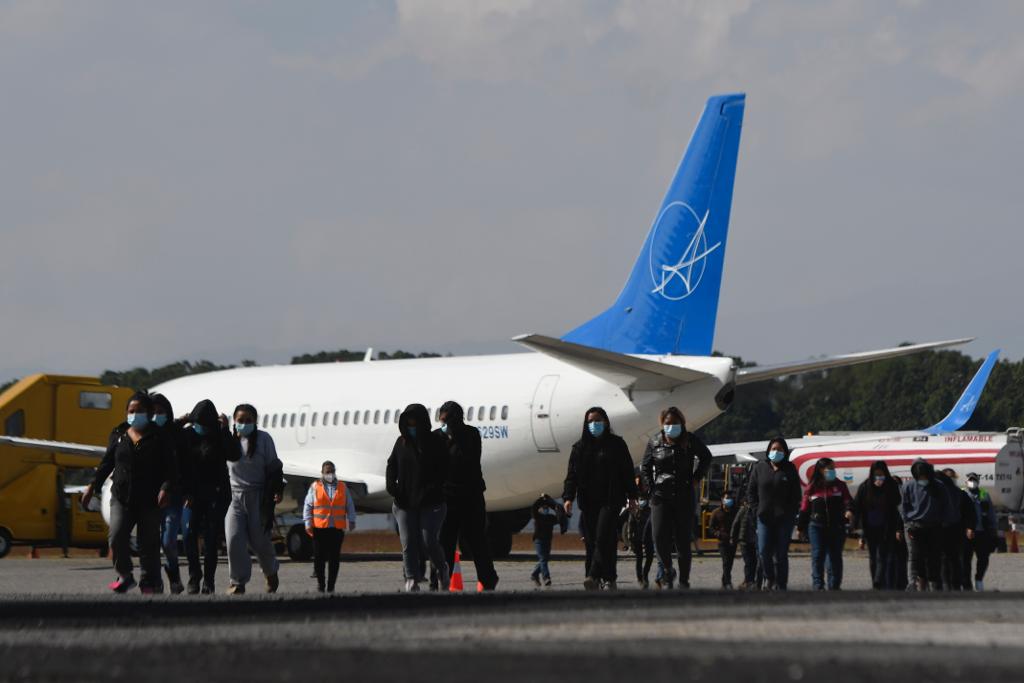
[[925, 349, 1000, 434]]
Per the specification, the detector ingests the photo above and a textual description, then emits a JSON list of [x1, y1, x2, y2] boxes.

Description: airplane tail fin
[[562, 93, 745, 356], [924, 349, 1000, 434]]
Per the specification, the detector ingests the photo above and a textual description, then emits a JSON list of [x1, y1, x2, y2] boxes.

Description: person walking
[[937, 468, 974, 591], [304, 460, 357, 593], [628, 483, 656, 589], [708, 490, 739, 589], [798, 458, 854, 590], [563, 407, 638, 590], [901, 459, 947, 591], [224, 404, 284, 595], [387, 404, 449, 592], [81, 391, 177, 594], [854, 461, 903, 590], [639, 407, 711, 589], [746, 439, 802, 591], [529, 493, 566, 587], [151, 393, 188, 594], [891, 475, 910, 590], [435, 401, 498, 591], [179, 399, 234, 594], [963, 473, 997, 591]]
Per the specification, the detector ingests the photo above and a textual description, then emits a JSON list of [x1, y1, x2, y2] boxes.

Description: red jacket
[[799, 480, 853, 529]]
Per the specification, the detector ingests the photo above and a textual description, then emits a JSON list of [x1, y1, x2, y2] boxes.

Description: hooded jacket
[[798, 478, 853, 530], [900, 460, 947, 527], [92, 422, 177, 507], [935, 472, 976, 529], [179, 399, 233, 502], [562, 408, 638, 510], [386, 404, 446, 509], [531, 494, 568, 542], [854, 461, 903, 534], [746, 450, 802, 521], [640, 430, 712, 502], [434, 401, 486, 498]]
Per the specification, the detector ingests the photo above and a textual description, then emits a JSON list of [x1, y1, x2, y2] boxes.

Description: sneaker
[[678, 581, 690, 590], [317, 584, 326, 593], [543, 578, 552, 587], [975, 580, 984, 592], [531, 574, 542, 587], [169, 581, 185, 595], [187, 579, 201, 595], [201, 583, 215, 595], [723, 583, 733, 590], [583, 576, 599, 591], [604, 580, 618, 591], [226, 584, 245, 595], [108, 576, 137, 594], [265, 574, 279, 594], [140, 585, 156, 595], [404, 579, 420, 593], [638, 579, 649, 590], [438, 565, 451, 592], [654, 576, 664, 590]]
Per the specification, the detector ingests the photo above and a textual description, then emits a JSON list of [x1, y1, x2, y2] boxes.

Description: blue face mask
[[440, 423, 448, 434], [768, 450, 784, 463], [153, 414, 168, 428], [663, 424, 683, 439], [193, 423, 206, 436], [126, 412, 149, 430], [236, 422, 255, 437], [916, 479, 929, 487], [408, 427, 417, 438], [587, 421, 605, 437], [723, 498, 735, 508], [824, 470, 837, 482], [873, 475, 886, 484]]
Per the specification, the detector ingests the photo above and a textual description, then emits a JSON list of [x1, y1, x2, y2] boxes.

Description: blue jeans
[[809, 523, 845, 589], [160, 498, 183, 580], [756, 516, 795, 589], [532, 538, 552, 580]]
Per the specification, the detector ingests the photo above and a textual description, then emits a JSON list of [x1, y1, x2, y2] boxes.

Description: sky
[[3, 0, 1023, 381]]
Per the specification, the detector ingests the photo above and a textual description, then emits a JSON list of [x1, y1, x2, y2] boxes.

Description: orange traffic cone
[[477, 581, 484, 593], [448, 550, 464, 591]]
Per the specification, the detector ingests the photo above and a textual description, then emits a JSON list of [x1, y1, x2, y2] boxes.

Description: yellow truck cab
[[0, 375, 134, 558]]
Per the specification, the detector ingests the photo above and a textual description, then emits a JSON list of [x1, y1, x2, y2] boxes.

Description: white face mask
[[323, 473, 337, 484]]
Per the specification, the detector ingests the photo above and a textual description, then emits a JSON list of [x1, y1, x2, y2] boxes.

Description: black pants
[[312, 528, 345, 591], [741, 542, 760, 586], [651, 497, 693, 584], [940, 525, 965, 591], [895, 535, 910, 590], [719, 541, 736, 587], [635, 517, 655, 582], [185, 496, 225, 587], [581, 505, 619, 582], [864, 526, 897, 590], [963, 535, 992, 587], [908, 525, 942, 589], [440, 493, 498, 589]]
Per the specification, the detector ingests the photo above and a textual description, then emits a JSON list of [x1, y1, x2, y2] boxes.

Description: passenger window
[[384, 409, 391, 424], [290, 414, 297, 428], [311, 413, 318, 427], [467, 407, 474, 421], [262, 415, 268, 428], [478, 406, 485, 421], [489, 406, 496, 421], [343, 411, 350, 426], [363, 410, 370, 425], [300, 413, 306, 427], [271, 414, 278, 428], [374, 410, 380, 425], [79, 391, 112, 410], [435, 407, 441, 422], [4, 409, 25, 437], [501, 405, 508, 420], [333, 412, 339, 426], [353, 411, 360, 426], [395, 409, 401, 423]]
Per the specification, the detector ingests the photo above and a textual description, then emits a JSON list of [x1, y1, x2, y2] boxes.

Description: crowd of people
[[85, 392, 999, 594]]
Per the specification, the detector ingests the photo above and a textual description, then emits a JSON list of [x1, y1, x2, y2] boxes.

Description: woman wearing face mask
[[224, 404, 284, 595], [151, 393, 188, 594], [563, 407, 638, 590], [962, 472, 997, 591], [745, 438, 802, 591], [708, 491, 739, 589], [640, 407, 712, 589], [900, 459, 947, 591], [81, 391, 177, 593], [854, 461, 903, 590], [386, 404, 449, 592], [304, 460, 357, 593], [798, 458, 854, 590]]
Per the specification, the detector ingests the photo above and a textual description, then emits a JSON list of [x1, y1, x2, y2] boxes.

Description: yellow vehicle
[[0, 375, 133, 558]]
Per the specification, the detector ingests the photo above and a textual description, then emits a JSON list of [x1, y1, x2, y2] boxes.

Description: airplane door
[[530, 375, 560, 453], [296, 404, 310, 446]]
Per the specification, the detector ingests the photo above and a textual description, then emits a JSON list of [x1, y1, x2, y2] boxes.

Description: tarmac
[[3, 549, 1024, 682]]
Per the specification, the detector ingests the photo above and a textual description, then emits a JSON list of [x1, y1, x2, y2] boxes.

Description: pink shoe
[[109, 576, 137, 593]]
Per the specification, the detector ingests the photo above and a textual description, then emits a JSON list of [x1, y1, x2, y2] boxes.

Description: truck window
[[4, 409, 25, 436], [79, 391, 112, 410]]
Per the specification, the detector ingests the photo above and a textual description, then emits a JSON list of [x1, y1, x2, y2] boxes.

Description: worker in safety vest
[[303, 460, 357, 593]]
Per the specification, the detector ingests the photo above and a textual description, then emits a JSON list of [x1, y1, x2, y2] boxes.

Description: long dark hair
[[764, 437, 790, 461], [580, 406, 613, 445], [864, 460, 893, 503], [808, 457, 835, 489]]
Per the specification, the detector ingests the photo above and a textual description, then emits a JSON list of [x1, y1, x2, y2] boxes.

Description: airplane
[[0, 93, 975, 556]]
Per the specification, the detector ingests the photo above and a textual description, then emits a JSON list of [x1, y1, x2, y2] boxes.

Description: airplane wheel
[[0, 528, 11, 559], [286, 524, 313, 561]]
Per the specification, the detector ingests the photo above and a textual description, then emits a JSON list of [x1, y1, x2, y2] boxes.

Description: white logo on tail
[[648, 201, 721, 301]]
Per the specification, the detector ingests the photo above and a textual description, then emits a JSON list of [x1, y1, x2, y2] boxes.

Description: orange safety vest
[[311, 480, 348, 530]]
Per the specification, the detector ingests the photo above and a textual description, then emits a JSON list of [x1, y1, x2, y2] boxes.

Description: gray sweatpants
[[225, 488, 279, 587], [109, 498, 161, 586], [393, 502, 447, 581]]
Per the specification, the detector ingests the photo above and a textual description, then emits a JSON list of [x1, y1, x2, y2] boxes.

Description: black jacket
[[708, 504, 737, 542], [387, 404, 446, 509], [640, 431, 712, 501], [92, 423, 177, 507], [854, 463, 903, 535], [531, 495, 568, 542], [746, 457, 802, 521], [562, 432, 637, 510], [179, 399, 233, 502], [435, 402, 486, 498]]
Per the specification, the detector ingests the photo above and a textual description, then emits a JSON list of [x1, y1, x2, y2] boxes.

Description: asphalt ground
[[3, 551, 1024, 682]]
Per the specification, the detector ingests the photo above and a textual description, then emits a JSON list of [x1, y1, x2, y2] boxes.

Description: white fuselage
[[154, 352, 734, 512]]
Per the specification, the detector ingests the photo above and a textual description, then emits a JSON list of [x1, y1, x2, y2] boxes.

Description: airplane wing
[[735, 338, 973, 385], [0, 435, 105, 457], [279, 458, 387, 498], [513, 333, 715, 391], [710, 348, 1000, 462]]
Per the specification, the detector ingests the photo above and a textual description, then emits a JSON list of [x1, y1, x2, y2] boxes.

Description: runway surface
[[3, 552, 1024, 682]]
